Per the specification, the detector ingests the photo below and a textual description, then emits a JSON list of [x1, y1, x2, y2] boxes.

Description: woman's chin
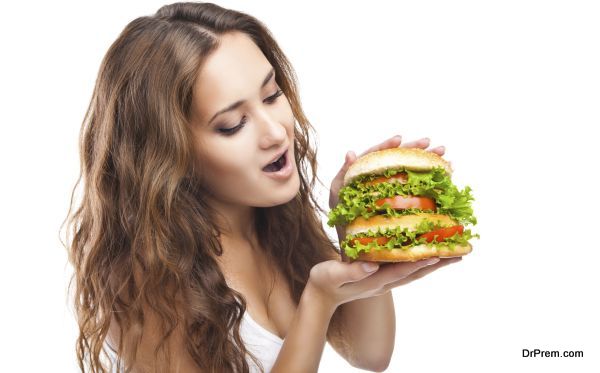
[[257, 172, 301, 207]]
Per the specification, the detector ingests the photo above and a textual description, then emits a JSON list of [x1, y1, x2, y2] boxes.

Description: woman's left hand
[[308, 255, 463, 309], [328, 135, 446, 210]]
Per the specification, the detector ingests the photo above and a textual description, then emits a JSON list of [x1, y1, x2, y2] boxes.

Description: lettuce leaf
[[341, 223, 480, 260], [327, 167, 477, 227]]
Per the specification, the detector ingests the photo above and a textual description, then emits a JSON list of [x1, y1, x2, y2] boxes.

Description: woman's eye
[[218, 116, 247, 136], [264, 89, 284, 104], [218, 89, 284, 136]]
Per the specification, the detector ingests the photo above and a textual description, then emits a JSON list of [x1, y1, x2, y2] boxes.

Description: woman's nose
[[257, 113, 287, 148]]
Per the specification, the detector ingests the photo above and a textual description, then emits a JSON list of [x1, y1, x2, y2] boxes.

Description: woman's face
[[190, 32, 300, 208]]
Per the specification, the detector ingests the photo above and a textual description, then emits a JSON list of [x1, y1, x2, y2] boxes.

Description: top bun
[[343, 147, 453, 186]]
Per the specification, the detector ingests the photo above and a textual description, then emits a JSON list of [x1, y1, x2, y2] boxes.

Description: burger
[[327, 147, 479, 262]]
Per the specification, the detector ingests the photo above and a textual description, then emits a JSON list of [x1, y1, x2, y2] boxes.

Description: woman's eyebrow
[[208, 68, 275, 125]]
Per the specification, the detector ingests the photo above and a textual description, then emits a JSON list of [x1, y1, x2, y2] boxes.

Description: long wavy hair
[[61, 2, 349, 372]]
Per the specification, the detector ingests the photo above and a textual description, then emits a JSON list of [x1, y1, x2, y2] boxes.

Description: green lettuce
[[327, 167, 477, 227], [341, 220, 481, 259]]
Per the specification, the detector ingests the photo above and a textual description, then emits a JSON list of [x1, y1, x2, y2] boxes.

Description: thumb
[[346, 150, 356, 161], [339, 151, 356, 175], [333, 260, 380, 286], [345, 151, 357, 167]]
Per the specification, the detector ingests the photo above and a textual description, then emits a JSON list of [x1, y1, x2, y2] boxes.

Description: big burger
[[327, 147, 479, 262]]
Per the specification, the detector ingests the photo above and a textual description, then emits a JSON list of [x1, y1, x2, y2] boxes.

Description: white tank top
[[103, 311, 284, 373], [239, 310, 284, 372]]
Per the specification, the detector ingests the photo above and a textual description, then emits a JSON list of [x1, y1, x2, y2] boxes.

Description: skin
[[187, 32, 304, 364], [189, 31, 300, 243], [270, 137, 464, 372], [188, 31, 462, 372]]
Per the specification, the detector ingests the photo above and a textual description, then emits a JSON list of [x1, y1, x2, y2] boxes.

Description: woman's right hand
[[307, 257, 461, 309]]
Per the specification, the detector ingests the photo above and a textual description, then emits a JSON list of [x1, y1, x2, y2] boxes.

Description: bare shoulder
[[108, 307, 205, 373], [107, 265, 206, 372]]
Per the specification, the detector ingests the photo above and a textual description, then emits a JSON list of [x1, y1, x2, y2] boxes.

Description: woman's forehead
[[192, 32, 273, 126]]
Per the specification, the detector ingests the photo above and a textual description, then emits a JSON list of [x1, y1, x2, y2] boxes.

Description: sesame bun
[[343, 147, 453, 187]]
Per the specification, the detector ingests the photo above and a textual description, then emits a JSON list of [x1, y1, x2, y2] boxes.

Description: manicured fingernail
[[425, 258, 439, 265], [362, 262, 379, 272]]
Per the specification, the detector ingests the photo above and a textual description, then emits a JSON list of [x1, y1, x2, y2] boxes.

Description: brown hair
[[61, 2, 348, 372]]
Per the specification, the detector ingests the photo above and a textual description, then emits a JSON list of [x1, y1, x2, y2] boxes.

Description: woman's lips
[[262, 147, 289, 170], [262, 148, 293, 180]]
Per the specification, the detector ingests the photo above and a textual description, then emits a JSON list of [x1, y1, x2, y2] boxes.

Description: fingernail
[[362, 262, 379, 272], [345, 151, 354, 162]]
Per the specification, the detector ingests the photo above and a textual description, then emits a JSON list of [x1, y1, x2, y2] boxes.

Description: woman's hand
[[328, 135, 446, 211], [308, 257, 461, 309]]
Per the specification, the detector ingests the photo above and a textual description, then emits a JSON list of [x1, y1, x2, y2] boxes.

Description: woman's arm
[[323, 232, 396, 371], [330, 292, 395, 371], [270, 281, 337, 373], [328, 226, 396, 370], [307, 244, 459, 372]]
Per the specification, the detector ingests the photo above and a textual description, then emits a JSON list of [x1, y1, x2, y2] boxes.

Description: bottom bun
[[346, 242, 472, 262]]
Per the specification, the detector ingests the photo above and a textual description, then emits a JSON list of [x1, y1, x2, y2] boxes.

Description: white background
[[1, 1, 598, 372]]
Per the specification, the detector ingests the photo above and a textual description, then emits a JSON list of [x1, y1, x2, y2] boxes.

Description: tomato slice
[[365, 195, 436, 212], [417, 225, 464, 243], [349, 225, 464, 247], [349, 236, 391, 246], [364, 172, 408, 187]]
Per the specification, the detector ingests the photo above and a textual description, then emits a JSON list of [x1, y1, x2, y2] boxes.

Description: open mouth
[[262, 151, 287, 172]]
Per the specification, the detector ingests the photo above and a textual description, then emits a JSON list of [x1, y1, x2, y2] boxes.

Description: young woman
[[64, 2, 457, 372]]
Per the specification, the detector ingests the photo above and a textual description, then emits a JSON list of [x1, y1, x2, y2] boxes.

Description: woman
[[64, 2, 457, 372]]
